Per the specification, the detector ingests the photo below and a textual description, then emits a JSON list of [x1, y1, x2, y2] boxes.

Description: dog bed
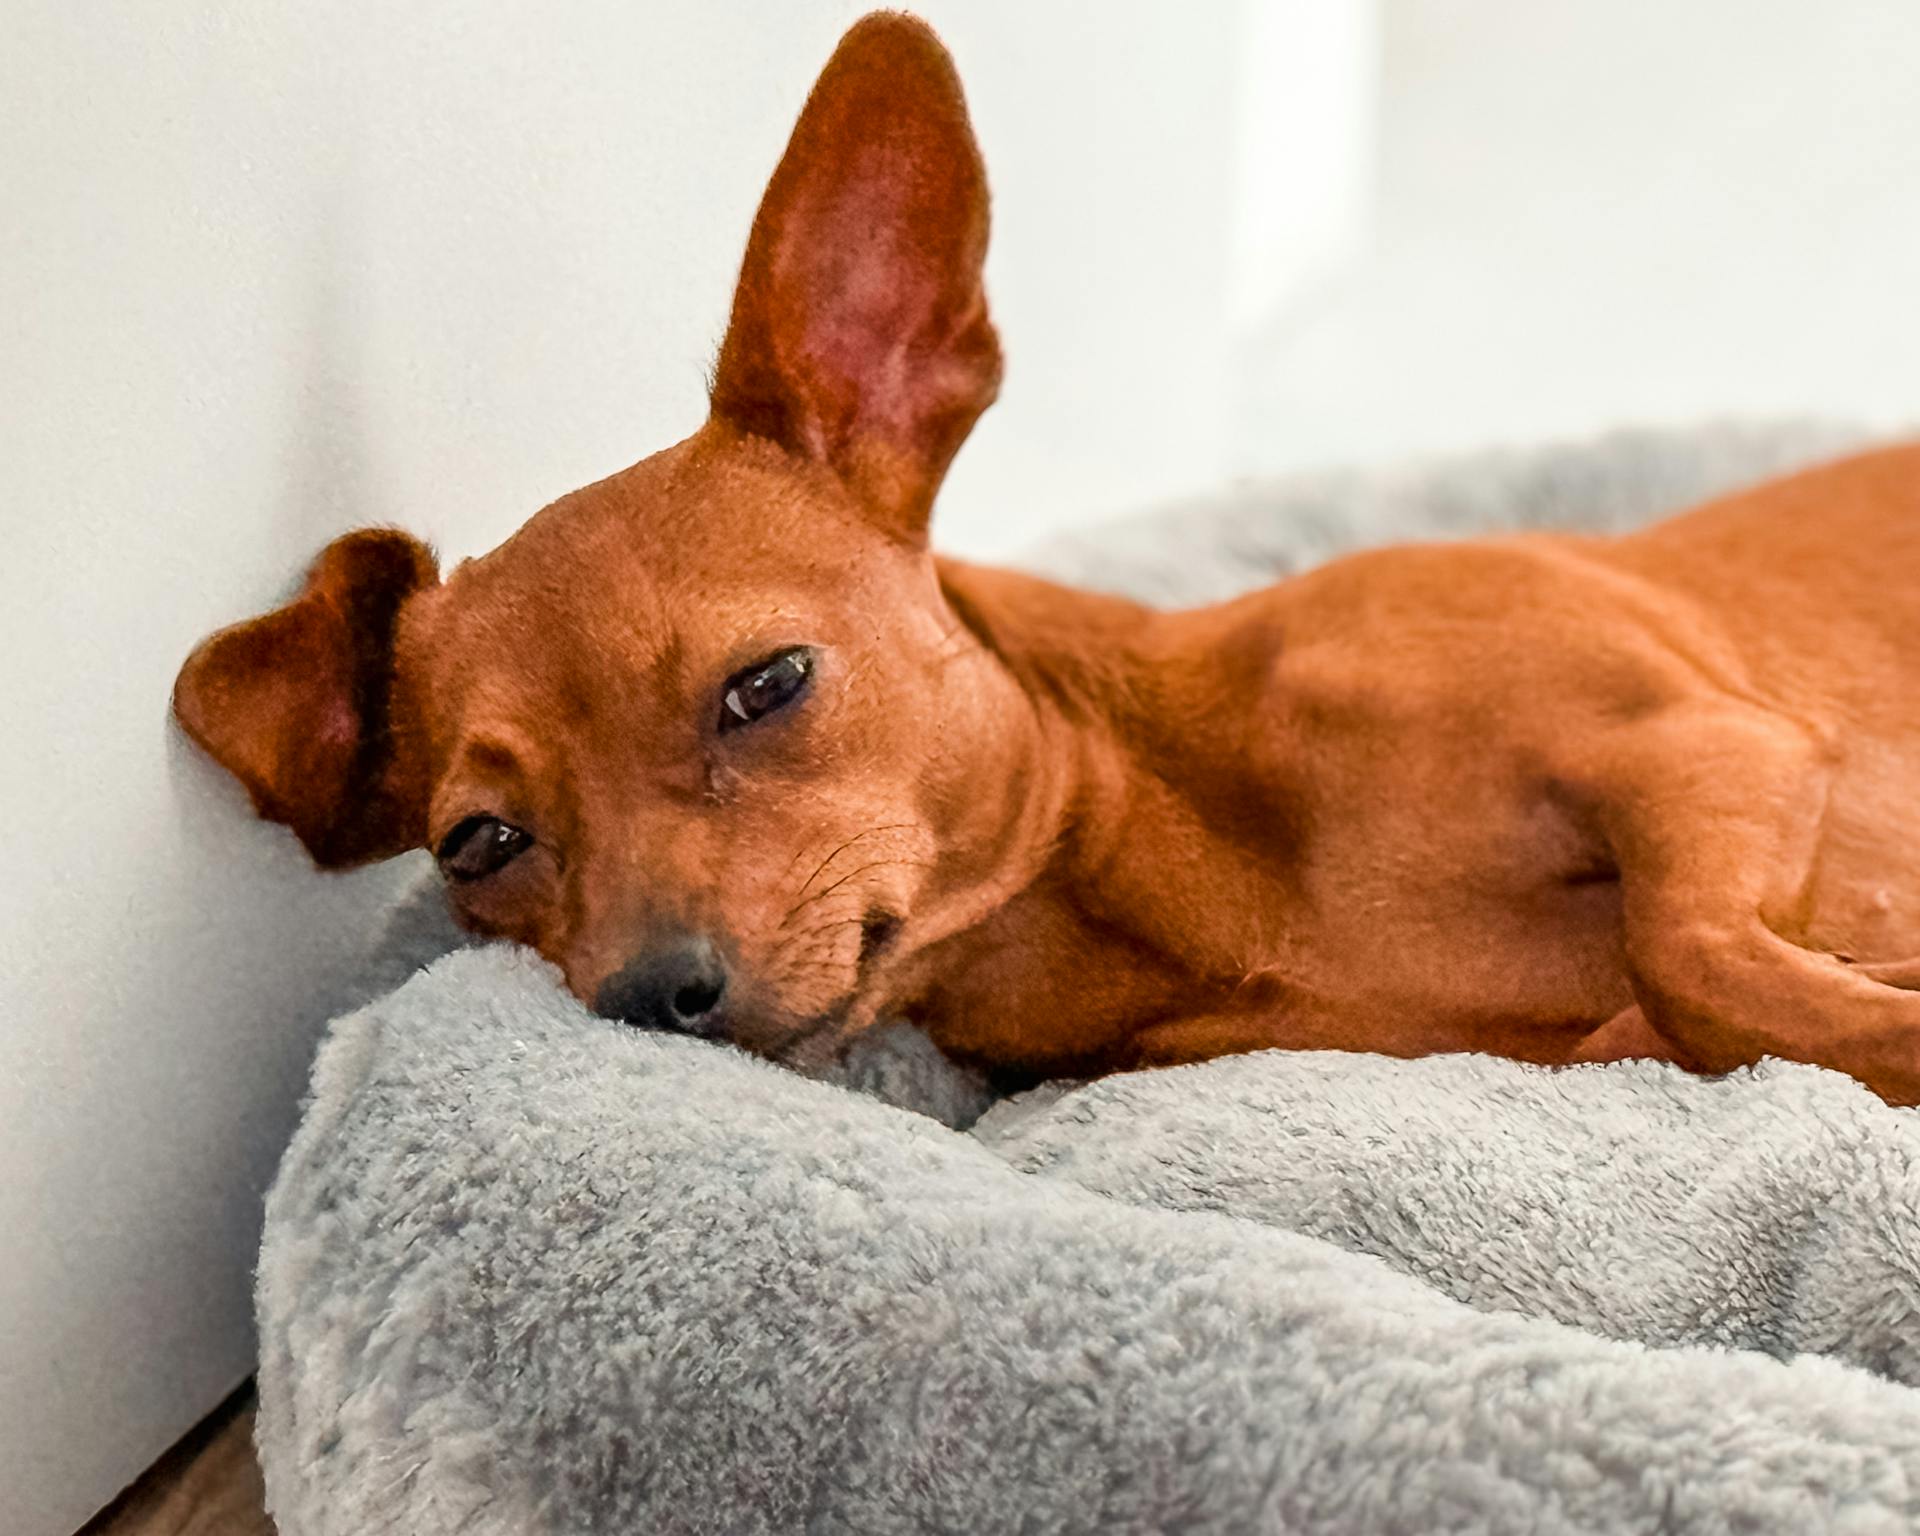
[[255, 422, 1920, 1535]]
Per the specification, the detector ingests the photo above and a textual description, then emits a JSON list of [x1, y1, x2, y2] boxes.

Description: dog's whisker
[[777, 857, 935, 934], [804, 855, 933, 909], [791, 823, 921, 904]]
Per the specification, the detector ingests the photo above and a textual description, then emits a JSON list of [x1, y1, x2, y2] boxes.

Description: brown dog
[[176, 13, 1920, 1104]]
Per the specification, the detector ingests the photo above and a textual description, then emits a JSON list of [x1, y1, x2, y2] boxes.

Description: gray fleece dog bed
[[256, 423, 1920, 1535]]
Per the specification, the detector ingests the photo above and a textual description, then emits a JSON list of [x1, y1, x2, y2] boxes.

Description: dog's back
[[1608, 442, 1920, 710]]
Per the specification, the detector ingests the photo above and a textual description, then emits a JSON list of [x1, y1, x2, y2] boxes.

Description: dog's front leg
[[1570, 702, 1920, 1104], [1123, 1014, 1303, 1070]]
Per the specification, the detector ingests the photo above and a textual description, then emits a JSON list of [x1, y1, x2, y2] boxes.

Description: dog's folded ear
[[172, 528, 437, 869], [709, 11, 1001, 543]]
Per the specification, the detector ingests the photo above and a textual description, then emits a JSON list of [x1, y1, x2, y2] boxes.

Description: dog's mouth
[[858, 909, 903, 967], [764, 908, 905, 1066]]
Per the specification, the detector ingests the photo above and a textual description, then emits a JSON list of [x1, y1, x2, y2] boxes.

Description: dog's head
[[174, 14, 1040, 1057]]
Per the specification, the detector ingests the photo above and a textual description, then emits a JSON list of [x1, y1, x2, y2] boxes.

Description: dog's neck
[[930, 558, 1224, 933], [887, 557, 1284, 1070], [937, 555, 1155, 805]]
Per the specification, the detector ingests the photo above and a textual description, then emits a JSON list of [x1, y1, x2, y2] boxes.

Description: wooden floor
[[79, 1384, 274, 1536]]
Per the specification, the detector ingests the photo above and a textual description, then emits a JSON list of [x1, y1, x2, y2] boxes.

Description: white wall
[[1233, 0, 1920, 476], [1, 5, 1292, 1530]]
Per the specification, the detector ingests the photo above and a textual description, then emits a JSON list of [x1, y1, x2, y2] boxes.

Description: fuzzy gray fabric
[[256, 422, 1920, 1535], [262, 950, 1920, 1535], [976, 1052, 1920, 1385], [1022, 418, 1866, 605]]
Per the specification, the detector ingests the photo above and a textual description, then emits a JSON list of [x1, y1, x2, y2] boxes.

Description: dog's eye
[[719, 647, 814, 732], [436, 816, 533, 881]]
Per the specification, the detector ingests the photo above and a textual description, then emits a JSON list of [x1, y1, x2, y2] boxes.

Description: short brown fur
[[176, 13, 1920, 1102]]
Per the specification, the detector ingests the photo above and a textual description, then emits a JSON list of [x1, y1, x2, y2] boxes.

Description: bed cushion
[[256, 423, 1920, 1535]]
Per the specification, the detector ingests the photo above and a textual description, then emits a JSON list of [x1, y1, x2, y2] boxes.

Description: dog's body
[[175, 14, 1920, 1103], [918, 456, 1920, 1091]]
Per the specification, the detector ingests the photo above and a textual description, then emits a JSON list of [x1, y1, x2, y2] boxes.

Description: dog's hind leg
[[1568, 702, 1920, 1105], [1851, 956, 1920, 990]]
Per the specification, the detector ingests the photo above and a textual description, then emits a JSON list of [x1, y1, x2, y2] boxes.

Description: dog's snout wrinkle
[[596, 935, 730, 1038]]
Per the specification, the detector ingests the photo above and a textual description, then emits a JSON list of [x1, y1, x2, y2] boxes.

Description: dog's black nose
[[594, 936, 730, 1037]]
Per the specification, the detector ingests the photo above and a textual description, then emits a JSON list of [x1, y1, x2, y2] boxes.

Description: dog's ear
[[709, 12, 1000, 543], [172, 529, 437, 868]]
